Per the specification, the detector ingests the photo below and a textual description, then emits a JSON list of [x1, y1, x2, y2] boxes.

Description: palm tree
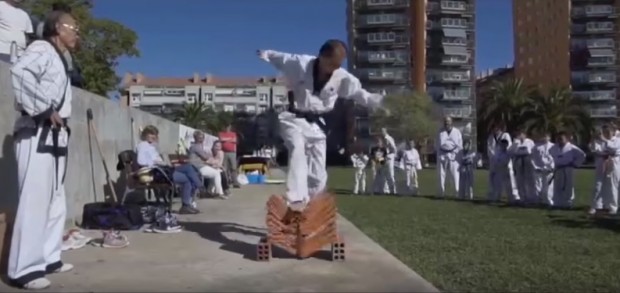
[[521, 87, 591, 140], [174, 101, 210, 129], [478, 78, 533, 134]]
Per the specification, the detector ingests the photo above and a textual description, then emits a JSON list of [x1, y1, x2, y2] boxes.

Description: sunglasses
[[61, 23, 80, 33]]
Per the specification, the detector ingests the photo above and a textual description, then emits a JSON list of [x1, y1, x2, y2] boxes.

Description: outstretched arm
[[257, 49, 309, 79], [338, 71, 384, 109]]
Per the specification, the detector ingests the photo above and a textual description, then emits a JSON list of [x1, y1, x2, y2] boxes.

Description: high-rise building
[[513, 0, 620, 122], [346, 0, 477, 132]]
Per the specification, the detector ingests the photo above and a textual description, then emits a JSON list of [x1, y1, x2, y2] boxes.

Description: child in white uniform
[[351, 149, 369, 195], [456, 139, 477, 200], [401, 139, 422, 195]]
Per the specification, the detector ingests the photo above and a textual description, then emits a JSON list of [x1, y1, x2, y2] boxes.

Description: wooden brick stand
[[256, 192, 345, 262]]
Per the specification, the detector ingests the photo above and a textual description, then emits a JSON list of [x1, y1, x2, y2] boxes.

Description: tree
[[24, 0, 139, 96], [174, 102, 234, 134], [478, 78, 533, 134], [521, 87, 591, 141], [370, 92, 440, 143]]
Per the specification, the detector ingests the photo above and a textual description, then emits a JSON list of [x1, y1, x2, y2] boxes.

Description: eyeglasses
[[61, 23, 80, 33]]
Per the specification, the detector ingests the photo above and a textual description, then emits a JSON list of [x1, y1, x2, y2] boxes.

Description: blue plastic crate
[[247, 174, 266, 184]]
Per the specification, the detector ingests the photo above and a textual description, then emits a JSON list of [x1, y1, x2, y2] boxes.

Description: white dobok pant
[[384, 154, 396, 194], [404, 165, 419, 195], [199, 165, 223, 195], [513, 157, 537, 202], [534, 169, 554, 205], [552, 167, 575, 208], [437, 155, 459, 197], [489, 163, 521, 202], [353, 167, 366, 194], [279, 112, 327, 203], [591, 160, 619, 213], [9, 128, 67, 285], [458, 164, 474, 199]]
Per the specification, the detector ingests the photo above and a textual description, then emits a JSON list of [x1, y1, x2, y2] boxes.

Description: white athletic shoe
[[53, 263, 74, 274], [23, 278, 51, 290], [62, 230, 93, 251], [588, 208, 597, 215]]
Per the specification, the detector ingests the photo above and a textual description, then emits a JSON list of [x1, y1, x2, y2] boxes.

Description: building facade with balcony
[[513, 0, 620, 123], [346, 0, 477, 140], [119, 73, 289, 121]]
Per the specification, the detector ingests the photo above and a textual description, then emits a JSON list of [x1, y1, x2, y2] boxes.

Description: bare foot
[[289, 201, 307, 212]]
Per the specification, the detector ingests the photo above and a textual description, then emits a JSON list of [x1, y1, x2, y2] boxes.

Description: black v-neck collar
[[312, 58, 332, 95]]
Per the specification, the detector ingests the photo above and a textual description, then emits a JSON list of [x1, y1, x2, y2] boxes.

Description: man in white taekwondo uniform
[[8, 11, 78, 290], [589, 125, 619, 215], [381, 127, 397, 194], [257, 40, 384, 210], [436, 116, 462, 197], [486, 124, 520, 202]]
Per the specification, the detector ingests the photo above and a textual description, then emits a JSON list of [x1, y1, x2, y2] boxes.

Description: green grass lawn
[[328, 167, 620, 292]]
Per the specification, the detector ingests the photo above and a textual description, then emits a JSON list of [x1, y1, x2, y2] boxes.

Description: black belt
[[290, 109, 328, 133], [20, 111, 71, 187]]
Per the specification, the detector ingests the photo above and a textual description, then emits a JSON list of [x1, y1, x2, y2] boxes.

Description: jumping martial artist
[[456, 139, 477, 200], [532, 131, 555, 206], [489, 139, 518, 203], [589, 125, 619, 215], [257, 40, 384, 210], [402, 139, 422, 195], [436, 116, 462, 197], [351, 147, 369, 195], [486, 123, 519, 202], [510, 129, 537, 203], [8, 11, 78, 290], [381, 127, 398, 194], [549, 131, 586, 209]]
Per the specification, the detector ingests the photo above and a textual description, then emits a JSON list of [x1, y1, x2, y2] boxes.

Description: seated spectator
[[189, 131, 227, 199], [136, 125, 202, 214], [210, 140, 231, 196]]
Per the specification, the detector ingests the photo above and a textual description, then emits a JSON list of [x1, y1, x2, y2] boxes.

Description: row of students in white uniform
[[351, 138, 424, 195]]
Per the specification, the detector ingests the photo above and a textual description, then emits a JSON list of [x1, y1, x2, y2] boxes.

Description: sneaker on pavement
[[179, 205, 200, 214], [51, 263, 74, 274], [23, 278, 51, 290], [588, 208, 597, 215], [101, 230, 130, 248]]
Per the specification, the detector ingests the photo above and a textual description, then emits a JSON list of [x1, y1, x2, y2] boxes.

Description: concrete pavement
[[0, 184, 438, 292]]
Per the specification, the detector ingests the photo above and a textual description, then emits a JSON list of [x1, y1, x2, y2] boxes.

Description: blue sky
[[92, 0, 513, 79]]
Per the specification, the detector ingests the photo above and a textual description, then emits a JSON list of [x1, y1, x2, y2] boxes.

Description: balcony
[[590, 107, 617, 118], [428, 70, 471, 83], [359, 50, 408, 65], [357, 13, 409, 28], [587, 38, 614, 49], [588, 56, 616, 67], [586, 21, 614, 33], [572, 5, 616, 18], [432, 88, 471, 101], [443, 106, 473, 118], [359, 68, 409, 83], [427, 1, 473, 16], [572, 71, 617, 84], [355, 0, 409, 10], [366, 32, 409, 46], [573, 90, 616, 101], [427, 19, 473, 30], [441, 54, 469, 65]]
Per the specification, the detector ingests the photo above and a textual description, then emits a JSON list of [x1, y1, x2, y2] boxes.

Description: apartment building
[[346, 0, 477, 134], [513, 0, 620, 122], [120, 73, 289, 120]]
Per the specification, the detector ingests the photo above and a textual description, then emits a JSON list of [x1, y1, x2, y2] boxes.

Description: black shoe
[[179, 205, 200, 214]]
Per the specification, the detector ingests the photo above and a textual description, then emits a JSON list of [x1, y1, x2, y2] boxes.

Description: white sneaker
[[52, 263, 74, 274], [23, 278, 51, 290], [588, 208, 597, 215], [62, 230, 92, 251]]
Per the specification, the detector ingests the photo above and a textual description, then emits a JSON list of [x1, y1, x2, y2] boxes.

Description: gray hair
[[193, 130, 204, 139]]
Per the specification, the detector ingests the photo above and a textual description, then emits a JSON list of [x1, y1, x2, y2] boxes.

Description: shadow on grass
[[548, 215, 620, 233], [181, 221, 332, 261]]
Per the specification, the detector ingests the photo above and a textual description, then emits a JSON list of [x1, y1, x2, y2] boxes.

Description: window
[[442, 55, 468, 64], [442, 37, 466, 46], [440, 1, 466, 10], [259, 105, 267, 112], [187, 93, 197, 103], [587, 38, 614, 49], [259, 93, 268, 102], [367, 0, 394, 6], [367, 32, 396, 43], [223, 104, 235, 112], [204, 93, 213, 101], [586, 22, 614, 32], [131, 93, 140, 101], [585, 5, 613, 15], [366, 14, 396, 24], [440, 18, 467, 28], [245, 105, 256, 112]]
